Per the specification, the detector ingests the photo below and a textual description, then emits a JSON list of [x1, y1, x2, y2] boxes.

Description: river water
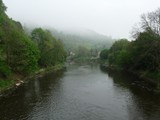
[[0, 64, 160, 120]]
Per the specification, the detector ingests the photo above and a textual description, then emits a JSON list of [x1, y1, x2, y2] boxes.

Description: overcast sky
[[3, 0, 160, 39]]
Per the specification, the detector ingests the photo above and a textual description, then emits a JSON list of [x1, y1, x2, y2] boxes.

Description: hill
[[49, 28, 114, 52]]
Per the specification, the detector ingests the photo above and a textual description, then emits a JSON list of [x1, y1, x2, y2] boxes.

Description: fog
[[3, 0, 160, 39]]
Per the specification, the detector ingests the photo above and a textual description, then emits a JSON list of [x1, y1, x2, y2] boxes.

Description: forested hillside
[[0, 0, 66, 90], [50, 28, 114, 52], [48, 28, 114, 62]]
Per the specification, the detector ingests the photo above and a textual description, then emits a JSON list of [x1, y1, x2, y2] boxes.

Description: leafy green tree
[[5, 27, 40, 74], [51, 39, 66, 64], [115, 49, 131, 68], [129, 8, 160, 72], [100, 49, 109, 60], [0, 60, 11, 77], [0, 0, 6, 13], [31, 28, 66, 67], [108, 39, 130, 66], [129, 31, 160, 71], [31, 28, 54, 66], [0, 2, 40, 74]]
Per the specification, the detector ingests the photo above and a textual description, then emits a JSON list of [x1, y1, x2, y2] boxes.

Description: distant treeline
[[100, 8, 160, 83], [0, 0, 66, 81], [50, 29, 114, 52], [49, 28, 114, 61]]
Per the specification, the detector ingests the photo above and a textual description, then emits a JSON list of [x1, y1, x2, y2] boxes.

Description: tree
[[108, 39, 130, 66], [0, 5, 40, 74], [0, 0, 6, 13], [129, 31, 160, 71], [100, 49, 109, 60], [31, 28, 54, 66], [5, 29, 40, 74], [141, 8, 160, 36], [132, 8, 160, 39], [31, 28, 66, 67], [130, 8, 160, 72]]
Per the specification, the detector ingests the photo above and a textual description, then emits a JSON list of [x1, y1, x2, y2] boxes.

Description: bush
[[0, 79, 13, 90], [0, 61, 11, 77], [100, 49, 109, 60]]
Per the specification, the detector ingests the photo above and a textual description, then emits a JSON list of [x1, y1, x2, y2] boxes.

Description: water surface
[[0, 64, 160, 120]]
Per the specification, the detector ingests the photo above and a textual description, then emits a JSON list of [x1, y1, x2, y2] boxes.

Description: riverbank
[[130, 70, 160, 92], [0, 64, 66, 97], [100, 64, 160, 92]]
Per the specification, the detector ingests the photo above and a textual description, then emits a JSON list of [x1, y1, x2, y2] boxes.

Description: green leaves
[[0, 0, 6, 13], [0, 5, 40, 74], [105, 30, 160, 73], [0, 60, 11, 77], [107, 39, 130, 67], [31, 28, 66, 67], [100, 49, 109, 60], [130, 32, 160, 71], [0, 0, 66, 77]]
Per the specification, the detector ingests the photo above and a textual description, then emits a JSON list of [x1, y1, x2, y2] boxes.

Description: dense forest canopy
[[0, 0, 66, 81], [0, 0, 39, 75], [31, 28, 66, 67]]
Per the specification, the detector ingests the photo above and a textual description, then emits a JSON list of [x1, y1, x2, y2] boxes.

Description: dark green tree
[[108, 39, 130, 66], [31, 28, 66, 67], [0, 1, 40, 74], [129, 31, 160, 71], [0, 0, 6, 13], [100, 49, 109, 60]]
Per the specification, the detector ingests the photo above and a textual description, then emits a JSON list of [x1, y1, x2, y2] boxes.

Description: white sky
[[3, 0, 160, 39]]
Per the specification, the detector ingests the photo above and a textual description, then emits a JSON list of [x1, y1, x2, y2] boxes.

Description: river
[[0, 64, 160, 120]]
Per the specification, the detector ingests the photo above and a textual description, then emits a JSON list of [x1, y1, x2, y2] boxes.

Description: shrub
[[0, 61, 11, 77]]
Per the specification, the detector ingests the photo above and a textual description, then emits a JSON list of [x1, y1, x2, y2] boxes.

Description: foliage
[[115, 49, 131, 68], [0, 0, 6, 13], [51, 39, 66, 64], [129, 31, 160, 71], [31, 28, 66, 67], [0, 0, 67, 90], [0, 60, 11, 77], [101, 8, 160, 83], [107, 32, 160, 72], [0, 0, 40, 74], [1, 19, 40, 73], [108, 39, 130, 66], [0, 79, 13, 91], [6, 30, 40, 73], [132, 8, 160, 39], [100, 49, 109, 60]]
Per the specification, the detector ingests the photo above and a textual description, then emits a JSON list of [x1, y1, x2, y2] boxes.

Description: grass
[[0, 79, 14, 91], [35, 63, 65, 75], [142, 71, 160, 81], [52, 64, 65, 71]]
